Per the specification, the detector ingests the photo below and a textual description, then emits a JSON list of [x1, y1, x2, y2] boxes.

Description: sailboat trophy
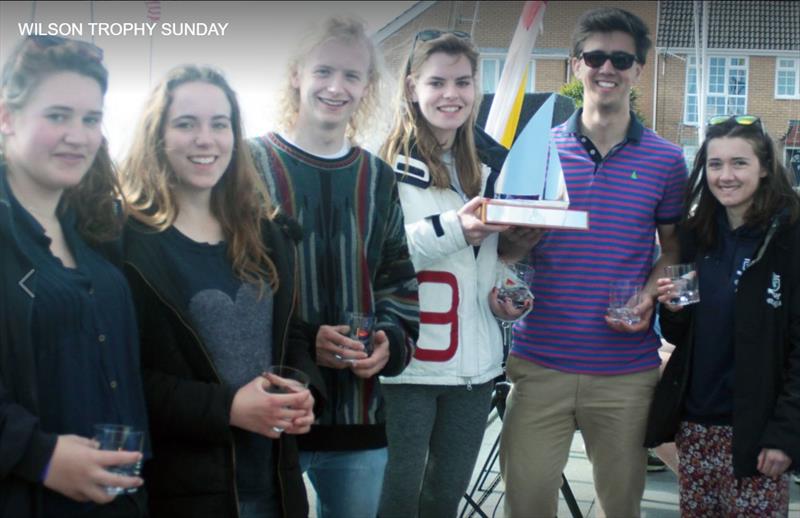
[[481, 94, 589, 230]]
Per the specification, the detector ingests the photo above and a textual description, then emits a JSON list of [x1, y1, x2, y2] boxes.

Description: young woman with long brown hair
[[120, 65, 322, 518], [646, 115, 800, 517]]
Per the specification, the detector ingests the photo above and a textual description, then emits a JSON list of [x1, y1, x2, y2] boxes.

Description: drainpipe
[[652, 0, 660, 131]]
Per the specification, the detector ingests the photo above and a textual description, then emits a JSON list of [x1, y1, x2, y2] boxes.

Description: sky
[[0, 0, 414, 158]]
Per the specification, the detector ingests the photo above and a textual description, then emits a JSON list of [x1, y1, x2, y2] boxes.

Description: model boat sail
[[481, 94, 589, 230]]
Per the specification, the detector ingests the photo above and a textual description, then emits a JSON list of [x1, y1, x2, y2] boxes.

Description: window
[[786, 147, 800, 187], [775, 58, 799, 99], [684, 56, 748, 125], [480, 55, 535, 94]]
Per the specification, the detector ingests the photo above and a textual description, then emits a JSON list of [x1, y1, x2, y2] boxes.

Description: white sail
[[483, 94, 588, 230]]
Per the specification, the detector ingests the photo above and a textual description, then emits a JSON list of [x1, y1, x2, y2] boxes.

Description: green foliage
[[559, 78, 585, 109], [558, 77, 646, 123]]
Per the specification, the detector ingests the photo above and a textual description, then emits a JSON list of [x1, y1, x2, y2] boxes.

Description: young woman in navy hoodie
[[646, 115, 800, 517]]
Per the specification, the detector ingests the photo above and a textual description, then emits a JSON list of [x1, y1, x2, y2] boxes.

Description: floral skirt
[[675, 421, 789, 517]]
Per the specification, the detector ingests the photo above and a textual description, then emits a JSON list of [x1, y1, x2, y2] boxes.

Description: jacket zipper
[[747, 217, 780, 269], [734, 217, 780, 295], [125, 262, 242, 517]]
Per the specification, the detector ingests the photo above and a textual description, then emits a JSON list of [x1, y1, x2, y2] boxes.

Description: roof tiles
[[658, 1, 800, 50]]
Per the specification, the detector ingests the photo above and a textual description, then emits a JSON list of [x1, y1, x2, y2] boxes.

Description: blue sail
[[495, 94, 563, 202]]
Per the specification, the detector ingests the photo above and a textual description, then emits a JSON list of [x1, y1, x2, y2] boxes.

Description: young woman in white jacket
[[378, 30, 535, 518]]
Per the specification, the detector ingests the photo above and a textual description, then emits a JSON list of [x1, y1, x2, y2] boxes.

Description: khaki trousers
[[499, 356, 659, 518]]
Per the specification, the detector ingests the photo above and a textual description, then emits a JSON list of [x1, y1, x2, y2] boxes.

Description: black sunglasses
[[579, 50, 637, 71], [27, 35, 104, 62], [406, 29, 471, 74]]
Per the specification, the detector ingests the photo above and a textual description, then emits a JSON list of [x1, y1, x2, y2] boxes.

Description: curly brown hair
[[1, 36, 124, 244]]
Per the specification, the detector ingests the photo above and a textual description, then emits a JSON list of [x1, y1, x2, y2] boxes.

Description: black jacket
[[645, 215, 800, 477], [0, 165, 146, 517], [123, 215, 324, 518], [0, 166, 58, 518]]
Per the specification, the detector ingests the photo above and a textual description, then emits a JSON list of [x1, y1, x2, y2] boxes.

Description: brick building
[[375, 1, 800, 177]]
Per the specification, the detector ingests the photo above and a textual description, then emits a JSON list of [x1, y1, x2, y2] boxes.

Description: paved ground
[[457, 411, 800, 518], [306, 406, 800, 517]]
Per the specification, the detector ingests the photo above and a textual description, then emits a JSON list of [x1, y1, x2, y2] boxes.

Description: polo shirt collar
[[565, 108, 644, 144]]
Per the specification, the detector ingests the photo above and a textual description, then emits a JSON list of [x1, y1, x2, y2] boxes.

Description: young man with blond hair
[[249, 17, 419, 518]]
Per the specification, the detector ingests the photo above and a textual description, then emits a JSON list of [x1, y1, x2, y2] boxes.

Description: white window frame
[[775, 58, 800, 99], [683, 56, 749, 125], [479, 54, 536, 94]]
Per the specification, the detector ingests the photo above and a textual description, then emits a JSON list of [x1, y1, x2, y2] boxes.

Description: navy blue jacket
[[0, 164, 147, 517], [645, 215, 800, 477]]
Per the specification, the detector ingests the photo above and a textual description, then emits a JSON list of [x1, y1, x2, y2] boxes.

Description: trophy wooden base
[[481, 199, 589, 230]]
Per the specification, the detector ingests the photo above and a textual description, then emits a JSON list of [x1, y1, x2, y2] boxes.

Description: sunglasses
[[707, 114, 766, 135], [406, 29, 471, 74], [27, 35, 104, 62], [579, 50, 638, 71], [708, 114, 760, 127]]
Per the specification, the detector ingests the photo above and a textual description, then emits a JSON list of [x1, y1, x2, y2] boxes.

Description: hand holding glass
[[261, 366, 310, 433], [607, 280, 643, 325], [495, 262, 535, 310], [335, 312, 374, 364], [664, 264, 700, 306], [93, 424, 144, 496]]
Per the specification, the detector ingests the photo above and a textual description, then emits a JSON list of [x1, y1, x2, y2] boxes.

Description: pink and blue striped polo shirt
[[511, 110, 688, 375]]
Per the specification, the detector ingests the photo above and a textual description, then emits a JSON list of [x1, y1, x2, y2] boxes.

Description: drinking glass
[[664, 264, 700, 306], [494, 262, 534, 329], [93, 424, 145, 495], [261, 366, 311, 433], [335, 312, 374, 364], [607, 280, 643, 325], [495, 263, 535, 309]]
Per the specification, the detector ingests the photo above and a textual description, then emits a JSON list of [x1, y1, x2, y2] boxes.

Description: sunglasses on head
[[707, 114, 766, 136], [406, 29, 471, 74], [708, 114, 760, 127], [579, 50, 637, 71], [26, 35, 104, 62]]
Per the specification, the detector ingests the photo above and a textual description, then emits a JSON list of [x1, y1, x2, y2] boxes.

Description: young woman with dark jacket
[[120, 65, 323, 518], [645, 115, 800, 517], [0, 36, 148, 517]]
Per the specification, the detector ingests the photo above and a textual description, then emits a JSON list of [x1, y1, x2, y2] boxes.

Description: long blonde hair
[[381, 32, 483, 197], [120, 65, 278, 291], [275, 16, 383, 143]]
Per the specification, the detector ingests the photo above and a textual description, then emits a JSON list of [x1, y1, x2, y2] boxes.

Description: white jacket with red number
[[380, 152, 504, 386]]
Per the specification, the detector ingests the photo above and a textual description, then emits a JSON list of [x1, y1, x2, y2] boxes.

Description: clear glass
[[335, 312, 375, 364], [607, 280, 642, 325], [494, 262, 534, 328], [261, 366, 311, 433], [93, 424, 144, 495], [664, 263, 700, 306]]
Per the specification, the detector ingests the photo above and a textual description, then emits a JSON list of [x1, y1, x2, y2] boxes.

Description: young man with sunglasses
[[248, 17, 419, 518], [499, 8, 688, 517]]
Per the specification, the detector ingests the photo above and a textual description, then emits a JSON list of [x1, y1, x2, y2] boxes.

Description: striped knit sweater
[[249, 132, 419, 450]]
